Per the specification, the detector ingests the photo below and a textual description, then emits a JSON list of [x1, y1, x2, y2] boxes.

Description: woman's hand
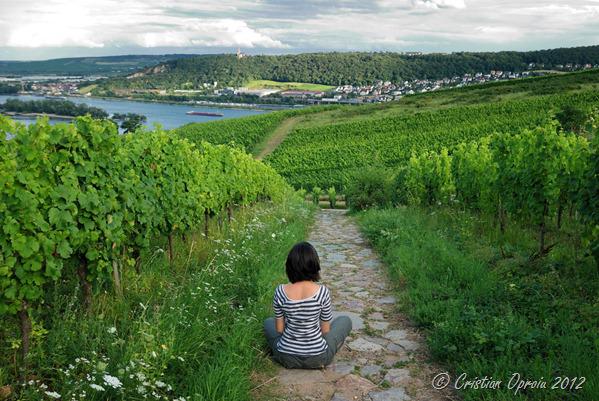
[[275, 317, 284, 334], [321, 320, 330, 335]]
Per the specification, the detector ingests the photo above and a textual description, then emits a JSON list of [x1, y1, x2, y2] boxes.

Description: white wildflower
[[271, 233, 276, 238], [137, 385, 147, 394], [89, 384, 105, 391], [45, 391, 61, 399], [154, 380, 166, 388], [103, 374, 122, 389], [107, 327, 117, 334]]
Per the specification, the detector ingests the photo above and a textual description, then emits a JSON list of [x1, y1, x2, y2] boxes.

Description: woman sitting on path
[[264, 241, 352, 369]]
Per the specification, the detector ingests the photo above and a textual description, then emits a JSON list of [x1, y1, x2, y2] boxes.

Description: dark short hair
[[285, 242, 321, 283]]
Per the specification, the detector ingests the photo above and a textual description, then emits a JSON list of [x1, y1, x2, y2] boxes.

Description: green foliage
[[345, 167, 393, 211], [578, 124, 599, 264], [394, 120, 595, 257], [451, 137, 498, 213], [401, 148, 455, 206], [0, 98, 108, 119], [357, 207, 599, 401], [1, 196, 312, 400], [173, 107, 329, 154], [327, 187, 337, 209], [0, 115, 291, 321], [108, 46, 599, 89], [111, 113, 147, 133], [0, 54, 197, 76], [174, 111, 290, 153], [266, 90, 599, 189], [312, 187, 322, 206], [556, 104, 590, 134], [0, 83, 19, 94]]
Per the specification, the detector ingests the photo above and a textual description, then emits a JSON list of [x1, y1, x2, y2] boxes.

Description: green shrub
[[327, 186, 337, 209], [312, 186, 323, 206], [345, 167, 393, 211]]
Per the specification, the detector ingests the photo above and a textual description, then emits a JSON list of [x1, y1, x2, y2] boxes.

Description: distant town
[[2, 62, 598, 107]]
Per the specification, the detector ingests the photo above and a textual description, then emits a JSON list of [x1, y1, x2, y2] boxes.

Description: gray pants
[[263, 316, 352, 369]]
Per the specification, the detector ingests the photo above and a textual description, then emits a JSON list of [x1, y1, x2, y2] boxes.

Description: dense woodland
[[109, 45, 599, 89], [0, 83, 19, 94]]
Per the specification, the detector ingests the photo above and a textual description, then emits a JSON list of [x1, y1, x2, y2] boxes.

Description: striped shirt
[[273, 284, 333, 356]]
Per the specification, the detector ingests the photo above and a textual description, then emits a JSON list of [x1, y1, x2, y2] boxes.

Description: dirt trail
[[265, 209, 454, 401], [255, 117, 300, 160]]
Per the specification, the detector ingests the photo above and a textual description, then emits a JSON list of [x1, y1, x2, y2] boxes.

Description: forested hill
[[0, 54, 199, 76], [115, 45, 599, 88]]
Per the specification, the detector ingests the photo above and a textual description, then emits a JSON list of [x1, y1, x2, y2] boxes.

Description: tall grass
[[0, 197, 313, 401], [357, 207, 598, 401]]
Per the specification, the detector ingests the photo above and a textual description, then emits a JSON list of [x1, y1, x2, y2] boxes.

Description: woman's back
[[273, 283, 333, 355]]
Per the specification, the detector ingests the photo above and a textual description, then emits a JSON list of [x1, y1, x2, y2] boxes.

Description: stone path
[[267, 209, 453, 401]]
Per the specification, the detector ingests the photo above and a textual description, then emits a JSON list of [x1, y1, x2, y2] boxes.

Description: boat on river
[[186, 111, 224, 117]]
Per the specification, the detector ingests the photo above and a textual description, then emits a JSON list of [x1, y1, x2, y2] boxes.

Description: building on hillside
[[235, 88, 280, 97]]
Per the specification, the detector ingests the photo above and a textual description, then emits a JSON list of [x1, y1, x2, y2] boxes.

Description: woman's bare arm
[[321, 320, 330, 335], [275, 317, 285, 333]]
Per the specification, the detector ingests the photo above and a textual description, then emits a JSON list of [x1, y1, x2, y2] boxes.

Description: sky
[[0, 0, 598, 60]]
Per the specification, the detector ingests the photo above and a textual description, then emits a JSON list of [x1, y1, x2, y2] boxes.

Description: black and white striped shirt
[[273, 284, 333, 356]]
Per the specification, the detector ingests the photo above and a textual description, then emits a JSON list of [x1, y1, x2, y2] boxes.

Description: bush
[[345, 167, 393, 211], [327, 186, 337, 209], [312, 186, 322, 206]]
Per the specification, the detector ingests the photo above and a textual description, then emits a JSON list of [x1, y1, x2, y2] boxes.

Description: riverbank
[[1, 111, 75, 120], [18, 91, 303, 111]]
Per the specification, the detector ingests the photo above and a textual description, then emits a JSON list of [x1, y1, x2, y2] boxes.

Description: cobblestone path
[[270, 209, 453, 401]]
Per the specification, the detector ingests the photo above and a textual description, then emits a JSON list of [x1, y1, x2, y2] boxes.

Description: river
[[0, 94, 270, 130]]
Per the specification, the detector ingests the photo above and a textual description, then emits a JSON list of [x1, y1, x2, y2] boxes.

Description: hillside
[[108, 45, 599, 89], [0, 54, 198, 76], [171, 69, 599, 190]]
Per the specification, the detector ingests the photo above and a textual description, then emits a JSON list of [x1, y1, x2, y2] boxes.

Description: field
[[244, 80, 334, 92]]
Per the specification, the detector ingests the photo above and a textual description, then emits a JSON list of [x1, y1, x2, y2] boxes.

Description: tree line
[[107, 45, 599, 89], [0, 98, 108, 119]]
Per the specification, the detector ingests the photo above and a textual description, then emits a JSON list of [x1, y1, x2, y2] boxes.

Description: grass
[[77, 84, 97, 95], [356, 206, 599, 401], [0, 196, 314, 401], [244, 80, 334, 92], [254, 116, 301, 160]]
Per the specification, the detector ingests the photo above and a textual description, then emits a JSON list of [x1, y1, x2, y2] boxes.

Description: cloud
[[135, 19, 286, 48], [412, 0, 466, 9], [0, 0, 286, 49], [0, 0, 598, 59]]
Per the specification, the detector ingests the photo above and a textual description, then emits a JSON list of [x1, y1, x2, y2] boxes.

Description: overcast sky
[[0, 0, 598, 60]]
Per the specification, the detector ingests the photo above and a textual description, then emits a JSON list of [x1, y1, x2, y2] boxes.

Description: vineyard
[[397, 119, 597, 257], [265, 90, 599, 189], [172, 106, 334, 155], [1, 66, 598, 400], [355, 118, 599, 400], [173, 111, 291, 153], [0, 115, 300, 398]]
